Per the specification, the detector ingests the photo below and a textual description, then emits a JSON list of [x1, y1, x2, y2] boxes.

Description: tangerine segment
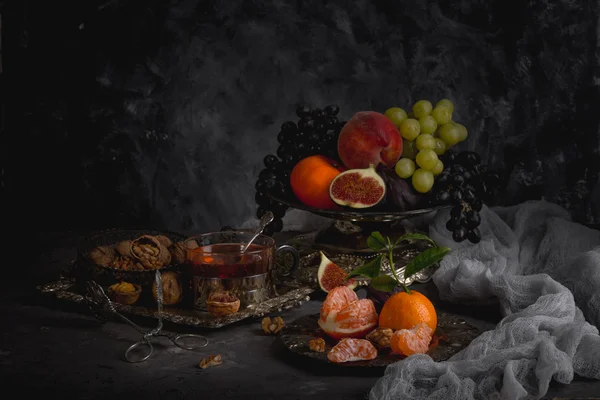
[[378, 290, 437, 332], [319, 286, 359, 319], [390, 322, 434, 356], [327, 338, 378, 363], [335, 299, 378, 330]]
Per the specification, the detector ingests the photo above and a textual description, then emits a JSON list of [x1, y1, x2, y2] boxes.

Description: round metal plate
[[279, 313, 480, 368]]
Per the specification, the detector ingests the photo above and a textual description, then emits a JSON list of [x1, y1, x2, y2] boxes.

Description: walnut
[[309, 337, 326, 353], [115, 240, 133, 257], [199, 354, 222, 369], [261, 316, 285, 335], [366, 327, 393, 349], [154, 235, 173, 248], [169, 241, 187, 265], [206, 291, 240, 317]]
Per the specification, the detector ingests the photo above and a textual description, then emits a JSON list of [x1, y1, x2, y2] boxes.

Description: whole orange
[[378, 290, 437, 332], [290, 155, 345, 209]]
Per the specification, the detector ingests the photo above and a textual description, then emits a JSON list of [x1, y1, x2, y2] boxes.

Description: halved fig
[[329, 165, 386, 208], [317, 251, 358, 293]]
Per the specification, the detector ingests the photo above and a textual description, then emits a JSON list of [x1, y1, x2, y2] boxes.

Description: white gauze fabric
[[369, 200, 600, 400]]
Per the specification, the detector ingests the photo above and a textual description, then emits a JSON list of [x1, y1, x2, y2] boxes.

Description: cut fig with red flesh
[[329, 165, 386, 209], [317, 251, 358, 293]]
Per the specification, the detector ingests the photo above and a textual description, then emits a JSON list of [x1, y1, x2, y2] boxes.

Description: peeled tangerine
[[317, 251, 358, 293], [329, 165, 386, 209], [318, 286, 378, 340]]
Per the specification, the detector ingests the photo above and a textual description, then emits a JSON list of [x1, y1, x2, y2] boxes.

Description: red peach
[[337, 111, 403, 169]]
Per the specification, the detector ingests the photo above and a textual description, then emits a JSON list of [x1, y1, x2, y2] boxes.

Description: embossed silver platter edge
[[37, 277, 314, 329]]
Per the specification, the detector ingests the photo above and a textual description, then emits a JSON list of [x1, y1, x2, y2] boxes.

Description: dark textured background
[[3, 0, 600, 234]]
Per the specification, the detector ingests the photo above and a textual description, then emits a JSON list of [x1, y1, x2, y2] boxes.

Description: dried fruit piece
[[262, 316, 285, 334], [199, 354, 222, 369], [366, 327, 393, 349], [308, 337, 326, 353], [327, 338, 378, 363], [206, 291, 240, 317], [390, 322, 434, 356], [107, 282, 141, 305], [317, 251, 357, 293], [329, 165, 386, 209], [318, 286, 378, 340], [151, 271, 183, 305]]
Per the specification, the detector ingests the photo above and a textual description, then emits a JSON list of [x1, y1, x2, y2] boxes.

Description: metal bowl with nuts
[[76, 229, 188, 288]]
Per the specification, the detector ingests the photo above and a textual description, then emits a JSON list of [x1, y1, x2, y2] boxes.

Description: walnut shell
[[152, 271, 183, 305], [206, 291, 240, 317], [87, 246, 116, 267], [169, 241, 187, 265], [115, 240, 134, 258], [130, 235, 171, 269]]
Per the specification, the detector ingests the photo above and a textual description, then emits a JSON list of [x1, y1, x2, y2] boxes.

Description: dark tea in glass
[[183, 231, 298, 312], [190, 243, 271, 279]]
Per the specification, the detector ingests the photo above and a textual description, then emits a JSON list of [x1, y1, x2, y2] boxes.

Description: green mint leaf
[[369, 275, 399, 292], [403, 246, 450, 280], [395, 232, 437, 247], [367, 231, 387, 251], [345, 255, 382, 280]]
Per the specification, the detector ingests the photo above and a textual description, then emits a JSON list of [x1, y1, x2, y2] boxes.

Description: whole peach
[[337, 111, 403, 169]]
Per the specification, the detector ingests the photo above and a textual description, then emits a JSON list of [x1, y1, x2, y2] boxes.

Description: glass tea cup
[[183, 231, 299, 311]]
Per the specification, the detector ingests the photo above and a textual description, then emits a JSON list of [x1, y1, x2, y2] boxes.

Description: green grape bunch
[[384, 99, 468, 194]]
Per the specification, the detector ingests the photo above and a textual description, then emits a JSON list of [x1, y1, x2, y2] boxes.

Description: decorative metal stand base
[[313, 220, 409, 254]]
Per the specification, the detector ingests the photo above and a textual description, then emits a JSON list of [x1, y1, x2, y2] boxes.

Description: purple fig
[[376, 164, 422, 209]]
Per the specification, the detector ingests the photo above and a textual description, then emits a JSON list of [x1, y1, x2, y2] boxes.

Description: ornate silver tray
[[37, 234, 438, 329], [279, 312, 480, 368]]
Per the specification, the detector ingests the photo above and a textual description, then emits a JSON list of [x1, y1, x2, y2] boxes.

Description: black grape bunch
[[254, 104, 345, 236], [430, 151, 502, 244]]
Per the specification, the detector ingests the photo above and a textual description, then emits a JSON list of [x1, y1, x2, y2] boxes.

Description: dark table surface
[[2, 230, 600, 399]]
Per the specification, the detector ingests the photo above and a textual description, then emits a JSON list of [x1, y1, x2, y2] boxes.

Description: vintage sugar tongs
[[84, 271, 209, 363]]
